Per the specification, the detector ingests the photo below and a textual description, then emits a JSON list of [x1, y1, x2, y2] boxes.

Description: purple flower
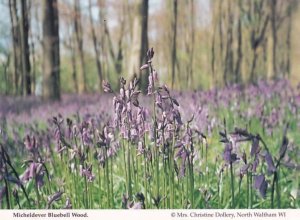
[[254, 174, 268, 198], [80, 165, 95, 182], [21, 162, 45, 188], [102, 80, 113, 93], [279, 135, 288, 160], [140, 64, 149, 70], [172, 109, 183, 125], [175, 146, 189, 178], [264, 152, 276, 173], [147, 47, 154, 60], [252, 157, 259, 172], [82, 127, 93, 146], [251, 137, 260, 157], [137, 141, 145, 156], [223, 142, 238, 163]]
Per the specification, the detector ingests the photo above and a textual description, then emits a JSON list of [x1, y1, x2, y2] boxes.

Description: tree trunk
[[3, 54, 11, 95], [139, 0, 148, 92], [223, 0, 234, 86], [74, 0, 86, 93], [249, 0, 269, 83], [42, 0, 60, 100], [28, 0, 36, 93], [63, 20, 79, 93], [171, 0, 178, 89], [286, 1, 293, 76], [187, 0, 195, 88], [89, 0, 103, 91], [9, 0, 21, 95], [103, 19, 124, 77], [271, 0, 277, 77], [127, 0, 148, 93], [70, 35, 79, 94], [20, 0, 31, 95], [30, 34, 36, 94], [235, 1, 242, 84]]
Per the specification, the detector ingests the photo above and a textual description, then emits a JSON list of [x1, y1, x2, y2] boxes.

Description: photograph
[[0, 0, 299, 219]]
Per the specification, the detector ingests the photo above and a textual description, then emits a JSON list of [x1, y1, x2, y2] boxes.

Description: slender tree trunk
[[271, 0, 277, 77], [3, 55, 11, 95], [97, 0, 107, 79], [139, 0, 149, 92], [71, 36, 79, 93], [187, 0, 195, 88], [103, 19, 124, 77], [28, 0, 36, 93], [42, 0, 60, 100], [30, 36, 36, 94], [171, 0, 178, 89], [286, 2, 293, 76], [89, 0, 103, 91], [64, 21, 79, 94], [20, 0, 31, 95], [9, 0, 21, 95], [250, 50, 258, 82], [249, 0, 269, 83], [127, 0, 148, 93], [224, 0, 234, 86], [74, 0, 86, 93], [211, 24, 216, 86], [235, 2, 242, 84], [218, 0, 224, 65]]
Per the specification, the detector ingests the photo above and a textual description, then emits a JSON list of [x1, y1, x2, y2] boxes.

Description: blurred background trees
[[0, 0, 299, 100]]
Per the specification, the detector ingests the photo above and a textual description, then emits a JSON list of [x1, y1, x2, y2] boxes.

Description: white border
[[0, 209, 299, 220]]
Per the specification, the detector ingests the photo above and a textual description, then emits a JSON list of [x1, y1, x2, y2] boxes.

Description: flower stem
[[230, 162, 235, 208], [127, 140, 132, 200], [97, 166, 102, 208]]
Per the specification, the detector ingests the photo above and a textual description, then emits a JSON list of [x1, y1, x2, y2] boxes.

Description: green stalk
[[189, 159, 194, 208], [84, 175, 88, 208], [136, 152, 139, 193], [90, 181, 94, 209], [105, 149, 110, 207], [97, 166, 102, 208], [74, 157, 79, 208], [132, 149, 137, 193], [4, 179, 11, 209], [122, 139, 128, 193], [218, 172, 223, 208], [110, 157, 114, 207], [155, 145, 159, 205], [271, 170, 278, 208], [230, 162, 235, 208], [205, 141, 209, 185], [127, 140, 132, 200], [247, 172, 250, 208], [34, 176, 41, 209], [143, 152, 148, 208], [238, 178, 242, 208], [185, 169, 189, 207], [181, 182, 184, 207], [170, 121, 176, 208], [154, 122, 159, 204], [276, 169, 281, 208], [249, 172, 253, 208], [190, 135, 195, 208]]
